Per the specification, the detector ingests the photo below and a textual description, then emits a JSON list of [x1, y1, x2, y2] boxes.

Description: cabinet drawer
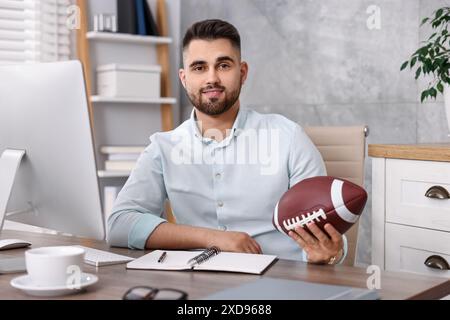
[[386, 159, 450, 232], [385, 223, 450, 278]]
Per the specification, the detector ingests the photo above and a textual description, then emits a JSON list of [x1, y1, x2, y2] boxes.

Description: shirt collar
[[190, 107, 247, 144]]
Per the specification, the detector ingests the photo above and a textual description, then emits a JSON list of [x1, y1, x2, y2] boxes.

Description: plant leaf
[[437, 81, 444, 93], [430, 87, 437, 99], [420, 90, 428, 103], [436, 8, 444, 19], [410, 56, 417, 68], [400, 61, 409, 71], [432, 20, 440, 28], [421, 17, 430, 26], [415, 66, 422, 79]]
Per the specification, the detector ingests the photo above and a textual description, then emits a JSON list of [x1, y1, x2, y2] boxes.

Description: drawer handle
[[424, 255, 450, 270], [424, 186, 450, 199]]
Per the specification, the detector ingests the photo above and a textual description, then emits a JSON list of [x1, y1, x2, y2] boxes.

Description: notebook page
[[126, 250, 199, 270], [194, 252, 277, 274]]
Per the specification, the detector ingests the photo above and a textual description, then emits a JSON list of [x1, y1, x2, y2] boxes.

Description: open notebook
[[126, 249, 277, 275]]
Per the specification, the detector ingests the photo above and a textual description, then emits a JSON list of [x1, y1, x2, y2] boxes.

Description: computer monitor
[[0, 61, 105, 240]]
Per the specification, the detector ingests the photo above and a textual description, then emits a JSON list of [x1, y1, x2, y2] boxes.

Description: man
[[107, 19, 346, 264]]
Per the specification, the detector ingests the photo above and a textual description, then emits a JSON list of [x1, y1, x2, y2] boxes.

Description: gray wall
[[178, 0, 450, 266]]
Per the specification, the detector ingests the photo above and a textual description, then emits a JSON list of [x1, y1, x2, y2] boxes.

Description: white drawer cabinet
[[370, 144, 450, 278]]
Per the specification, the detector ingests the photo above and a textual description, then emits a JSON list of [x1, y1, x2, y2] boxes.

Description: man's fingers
[[324, 223, 342, 243], [288, 230, 306, 248], [242, 238, 260, 254], [248, 244, 260, 254], [248, 241, 260, 254], [252, 240, 263, 254], [307, 223, 330, 244], [294, 226, 317, 245]]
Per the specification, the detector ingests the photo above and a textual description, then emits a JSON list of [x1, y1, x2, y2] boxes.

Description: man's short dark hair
[[182, 19, 241, 54]]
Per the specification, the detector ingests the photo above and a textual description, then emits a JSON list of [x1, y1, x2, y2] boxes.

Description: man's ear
[[240, 61, 249, 85], [179, 68, 186, 88]]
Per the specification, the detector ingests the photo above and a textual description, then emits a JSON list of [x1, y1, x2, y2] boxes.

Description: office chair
[[304, 126, 369, 266]]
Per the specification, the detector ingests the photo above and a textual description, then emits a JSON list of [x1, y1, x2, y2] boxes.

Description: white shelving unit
[[91, 96, 177, 105], [77, 0, 179, 223], [86, 31, 172, 45], [86, 31, 177, 179]]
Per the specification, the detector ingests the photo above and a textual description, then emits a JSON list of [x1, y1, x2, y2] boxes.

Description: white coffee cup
[[25, 246, 85, 287]]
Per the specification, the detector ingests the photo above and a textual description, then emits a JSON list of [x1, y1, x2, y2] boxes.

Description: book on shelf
[[143, 0, 159, 36], [117, 0, 137, 34], [135, 0, 147, 36], [104, 160, 136, 171], [100, 146, 146, 154]]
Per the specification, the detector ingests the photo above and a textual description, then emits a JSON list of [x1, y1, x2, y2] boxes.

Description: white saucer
[[10, 273, 98, 297]]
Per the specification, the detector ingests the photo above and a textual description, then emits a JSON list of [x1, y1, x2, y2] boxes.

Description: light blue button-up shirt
[[107, 108, 347, 262]]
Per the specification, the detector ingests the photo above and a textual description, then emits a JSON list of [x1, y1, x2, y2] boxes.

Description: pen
[[158, 251, 167, 263]]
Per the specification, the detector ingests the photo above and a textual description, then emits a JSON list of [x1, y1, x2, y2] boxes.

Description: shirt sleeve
[[288, 124, 327, 187], [106, 135, 167, 249]]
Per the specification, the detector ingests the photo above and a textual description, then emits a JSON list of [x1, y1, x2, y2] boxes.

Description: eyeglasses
[[122, 286, 188, 300]]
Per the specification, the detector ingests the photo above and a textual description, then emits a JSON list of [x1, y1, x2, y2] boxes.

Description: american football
[[273, 176, 367, 235]]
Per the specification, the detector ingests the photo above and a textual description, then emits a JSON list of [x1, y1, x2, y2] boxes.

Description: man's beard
[[186, 82, 241, 116]]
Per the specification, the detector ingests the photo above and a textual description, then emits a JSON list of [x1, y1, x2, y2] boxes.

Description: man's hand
[[208, 230, 262, 254], [288, 222, 343, 264]]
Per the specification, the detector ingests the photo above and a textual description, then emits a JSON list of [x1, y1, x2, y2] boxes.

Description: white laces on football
[[282, 208, 327, 231]]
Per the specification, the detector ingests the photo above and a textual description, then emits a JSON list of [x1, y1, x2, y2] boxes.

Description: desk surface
[[1, 230, 449, 300], [368, 143, 450, 162]]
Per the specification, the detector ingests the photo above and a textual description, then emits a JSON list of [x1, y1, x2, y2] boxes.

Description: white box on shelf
[[97, 64, 161, 98]]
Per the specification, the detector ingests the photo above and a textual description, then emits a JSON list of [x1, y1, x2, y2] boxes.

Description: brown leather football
[[273, 176, 367, 235]]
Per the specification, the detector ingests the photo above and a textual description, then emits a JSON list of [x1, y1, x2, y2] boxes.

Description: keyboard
[[75, 246, 134, 267]]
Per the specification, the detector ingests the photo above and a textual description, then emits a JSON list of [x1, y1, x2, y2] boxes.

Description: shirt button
[[217, 201, 224, 208], [215, 173, 222, 179]]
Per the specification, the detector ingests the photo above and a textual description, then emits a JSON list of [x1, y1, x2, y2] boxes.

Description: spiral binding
[[188, 246, 221, 267]]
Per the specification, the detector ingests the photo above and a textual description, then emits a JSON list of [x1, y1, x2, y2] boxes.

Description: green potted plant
[[401, 7, 450, 135]]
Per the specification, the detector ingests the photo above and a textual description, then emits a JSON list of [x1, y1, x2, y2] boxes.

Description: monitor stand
[[0, 149, 32, 252]]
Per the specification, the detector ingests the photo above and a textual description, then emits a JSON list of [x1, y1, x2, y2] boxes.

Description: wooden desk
[[1, 230, 449, 300]]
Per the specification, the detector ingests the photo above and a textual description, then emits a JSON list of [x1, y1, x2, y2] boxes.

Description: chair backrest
[[304, 126, 368, 266]]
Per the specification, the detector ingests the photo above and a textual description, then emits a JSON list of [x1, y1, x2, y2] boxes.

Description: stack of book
[[101, 145, 146, 172]]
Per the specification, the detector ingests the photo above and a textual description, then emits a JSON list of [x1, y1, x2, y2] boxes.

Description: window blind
[[0, 0, 71, 64]]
